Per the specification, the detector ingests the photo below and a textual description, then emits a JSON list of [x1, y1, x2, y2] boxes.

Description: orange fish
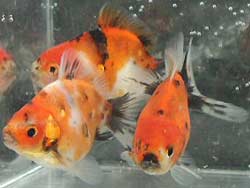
[[121, 33, 248, 185], [2, 49, 141, 184], [31, 3, 159, 98], [0, 47, 16, 96]]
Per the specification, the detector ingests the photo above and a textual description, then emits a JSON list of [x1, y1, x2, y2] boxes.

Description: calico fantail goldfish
[[2, 49, 142, 184], [121, 33, 248, 185], [31, 3, 159, 98], [0, 47, 16, 96]]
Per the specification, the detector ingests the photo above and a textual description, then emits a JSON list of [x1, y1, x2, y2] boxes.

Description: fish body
[[128, 33, 248, 182], [31, 3, 159, 98], [2, 48, 144, 184], [0, 47, 16, 95], [3, 79, 110, 167], [132, 74, 190, 175], [132, 35, 190, 175]]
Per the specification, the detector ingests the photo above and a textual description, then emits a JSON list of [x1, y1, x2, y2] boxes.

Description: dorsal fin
[[98, 3, 156, 52], [164, 33, 185, 80], [59, 49, 110, 98]]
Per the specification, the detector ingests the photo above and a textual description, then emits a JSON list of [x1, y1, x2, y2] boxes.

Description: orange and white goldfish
[[31, 3, 159, 98], [2, 49, 142, 184], [121, 33, 248, 185], [0, 47, 16, 96]]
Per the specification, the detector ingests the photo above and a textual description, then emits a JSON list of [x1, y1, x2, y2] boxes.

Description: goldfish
[[0, 47, 16, 97], [120, 33, 248, 185], [2, 49, 142, 184], [31, 3, 159, 98]]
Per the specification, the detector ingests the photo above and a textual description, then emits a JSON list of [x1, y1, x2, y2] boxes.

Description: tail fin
[[108, 93, 147, 149], [184, 37, 249, 123]]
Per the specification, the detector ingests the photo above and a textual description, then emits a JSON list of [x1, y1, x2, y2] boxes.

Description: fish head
[[31, 58, 59, 93], [2, 102, 62, 166], [0, 57, 16, 95], [132, 116, 186, 175]]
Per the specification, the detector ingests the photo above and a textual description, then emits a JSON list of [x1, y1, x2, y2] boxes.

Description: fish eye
[[167, 146, 174, 158], [26, 127, 38, 138], [49, 66, 57, 74]]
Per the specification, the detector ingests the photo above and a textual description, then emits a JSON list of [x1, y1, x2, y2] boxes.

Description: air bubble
[[179, 12, 184, 16], [54, 2, 58, 7], [235, 86, 240, 91], [233, 11, 237, 16], [245, 82, 250, 87], [148, 0, 153, 3], [190, 30, 197, 35], [203, 165, 208, 169], [219, 26, 224, 30], [139, 8, 143, 12], [204, 26, 210, 30], [172, 3, 177, 8], [129, 6, 133, 10], [228, 6, 233, 11], [248, 3, 250, 7], [200, 1, 204, 6], [133, 13, 137, 17], [9, 15, 14, 22], [214, 31, 218, 36], [197, 31, 202, 36], [212, 4, 217, 8], [140, 5, 145, 9], [240, 9, 244, 14], [1, 14, 6, 22]]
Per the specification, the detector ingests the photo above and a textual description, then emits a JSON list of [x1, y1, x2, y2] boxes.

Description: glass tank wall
[[1, 0, 250, 187]]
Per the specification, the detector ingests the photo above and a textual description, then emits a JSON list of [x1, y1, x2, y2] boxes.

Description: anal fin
[[170, 152, 201, 186], [66, 155, 103, 185]]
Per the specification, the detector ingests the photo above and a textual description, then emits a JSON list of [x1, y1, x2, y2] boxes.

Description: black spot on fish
[[89, 111, 94, 119], [144, 143, 149, 151], [138, 35, 152, 48], [185, 122, 189, 130], [70, 33, 83, 42], [82, 93, 88, 100], [3, 57, 7, 61], [81, 123, 89, 137], [89, 29, 108, 63], [174, 79, 180, 87], [24, 113, 29, 122], [145, 64, 150, 69], [157, 109, 164, 115], [138, 139, 142, 151], [37, 57, 41, 63], [133, 61, 136, 65]]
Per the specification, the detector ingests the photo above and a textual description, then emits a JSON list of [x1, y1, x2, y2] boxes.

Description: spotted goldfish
[[31, 3, 159, 98], [2, 49, 142, 184], [0, 47, 16, 96], [121, 33, 248, 185]]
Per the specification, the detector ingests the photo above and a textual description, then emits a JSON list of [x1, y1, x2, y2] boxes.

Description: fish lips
[[2, 127, 18, 149]]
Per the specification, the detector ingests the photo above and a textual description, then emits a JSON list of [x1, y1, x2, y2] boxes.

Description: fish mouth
[[139, 151, 173, 175], [2, 127, 17, 149]]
